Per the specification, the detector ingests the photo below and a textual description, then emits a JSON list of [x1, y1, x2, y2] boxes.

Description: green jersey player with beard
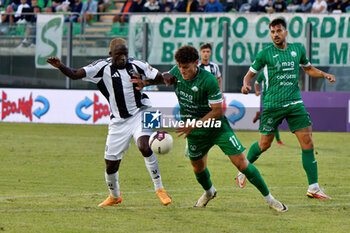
[[132, 45, 288, 212], [237, 18, 336, 200]]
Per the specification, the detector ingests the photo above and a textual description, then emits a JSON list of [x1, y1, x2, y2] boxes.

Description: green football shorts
[[185, 117, 246, 161], [260, 103, 312, 135]]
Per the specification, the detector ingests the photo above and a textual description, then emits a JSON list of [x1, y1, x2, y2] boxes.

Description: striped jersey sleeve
[[130, 59, 159, 80], [83, 58, 111, 83]]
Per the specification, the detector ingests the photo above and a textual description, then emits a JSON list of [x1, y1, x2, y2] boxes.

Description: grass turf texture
[[1, 122, 350, 232]]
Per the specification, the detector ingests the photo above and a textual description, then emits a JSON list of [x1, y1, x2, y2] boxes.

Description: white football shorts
[[104, 110, 152, 161]]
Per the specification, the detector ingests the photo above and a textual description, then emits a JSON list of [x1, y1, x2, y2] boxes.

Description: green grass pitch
[[1, 122, 350, 232]]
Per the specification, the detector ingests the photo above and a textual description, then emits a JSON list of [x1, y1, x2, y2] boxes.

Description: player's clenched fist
[[241, 84, 251, 94], [46, 56, 62, 68]]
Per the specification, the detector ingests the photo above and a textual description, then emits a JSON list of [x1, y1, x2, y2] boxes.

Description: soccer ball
[[149, 131, 173, 154]]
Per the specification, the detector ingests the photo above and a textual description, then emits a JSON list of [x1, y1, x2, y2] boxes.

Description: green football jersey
[[250, 43, 310, 110], [169, 66, 222, 121]]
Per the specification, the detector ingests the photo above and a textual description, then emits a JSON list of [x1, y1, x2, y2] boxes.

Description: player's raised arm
[[302, 65, 336, 84], [46, 56, 86, 80], [241, 70, 256, 94]]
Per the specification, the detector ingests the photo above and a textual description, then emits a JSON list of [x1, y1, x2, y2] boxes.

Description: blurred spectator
[[143, 0, 160, 11], [234, 0, 249, 12], [340, 0, 350, 12], [132, 0, 146, 12], [112, 0, 132, 24], [17, 0, 41, 48], [272, 0, 287, 12], [55, 0, 73, 13], [184, 0, 199, 12], [311, 0, 327, 12], [250, 0, 260, 11], [264, 0, 274, 12], [0, 0, 6, 8], [204, 0, 223, 12], [160, 0, 174, 12], [258, 0, 270, 12], [173, 0, 185, 11], [225, 0, 233, 11], [64, 0, 82, 22], [78, 0, 97, 23], [1, 0, 31, 23], [98, 0, 111, 13], [296, 0, 312, 12], [13, 0, 31, 23], [327, 0, 341, 12], [198, 0, 207, 11], [287, 0, 301, 11]]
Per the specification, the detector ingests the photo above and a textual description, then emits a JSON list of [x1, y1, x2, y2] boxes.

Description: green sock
[[247, 141, 263, 163], [275, 129, 281, 142], [302, 148, 318, 185], [242, 163, 270, 196], [195, 168, 212, 191]]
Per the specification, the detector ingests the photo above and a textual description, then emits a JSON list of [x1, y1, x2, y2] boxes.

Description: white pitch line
[[1, 186, 349, 201]]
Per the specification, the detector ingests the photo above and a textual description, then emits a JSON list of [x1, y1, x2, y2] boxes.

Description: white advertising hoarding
[[0, 88, 259, 130]]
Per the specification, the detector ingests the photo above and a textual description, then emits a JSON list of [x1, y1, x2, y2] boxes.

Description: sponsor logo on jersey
[[273, 54, 279, 58]]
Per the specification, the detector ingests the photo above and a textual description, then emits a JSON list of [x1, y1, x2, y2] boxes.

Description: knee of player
[[138, 144, 153, 157], [259, 141, 271, 151], [302, 137, 314, 148]]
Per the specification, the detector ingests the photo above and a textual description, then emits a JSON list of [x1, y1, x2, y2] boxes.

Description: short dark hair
[[174, 45, 199, 64], [269, 18, 287, 29], [200, 43, 212, 51]]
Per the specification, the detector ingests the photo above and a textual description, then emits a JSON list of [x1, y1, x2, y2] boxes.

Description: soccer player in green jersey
[[132, 45, 288, 212], [254, 72, 284, 146], [237, 18, 335, 199]]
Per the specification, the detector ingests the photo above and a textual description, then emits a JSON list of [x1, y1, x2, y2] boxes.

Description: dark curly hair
[[200, 43, 212, 51], [174, 45, 199, 64], [269, 18, 287, 29]]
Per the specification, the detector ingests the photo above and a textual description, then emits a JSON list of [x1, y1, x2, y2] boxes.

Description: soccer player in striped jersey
[[199, 43, 222, 93], [46, 38, 172, 207], [132, 45, 288, 212], [237, 18, 335, 199]]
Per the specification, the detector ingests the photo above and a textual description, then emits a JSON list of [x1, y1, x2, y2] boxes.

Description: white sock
[[144, 153, 163, 191], [264, 193, 274, 203], [308, 183, 320, 191], [206, 185, 216, 196], [105, 172, 120, 198]]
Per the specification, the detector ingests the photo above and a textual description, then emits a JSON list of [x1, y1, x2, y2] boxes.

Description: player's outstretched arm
[[130, 72, 172, 90], [46, 56, 86, 80], [302, 65, 336, 84], [241, 70, 256, 94]]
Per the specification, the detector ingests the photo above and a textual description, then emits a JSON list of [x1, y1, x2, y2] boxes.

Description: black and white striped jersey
[[83, 57, 158, 122], [198, 61, 222, 78]]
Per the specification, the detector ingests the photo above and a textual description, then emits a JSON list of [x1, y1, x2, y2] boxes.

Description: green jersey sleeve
[[299, 45, 310, 67], [250, 50, 265, 73], [205, 74, 223, 104]]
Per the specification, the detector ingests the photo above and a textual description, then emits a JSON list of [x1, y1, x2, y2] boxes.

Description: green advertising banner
[[129, 13, 350, 66]]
